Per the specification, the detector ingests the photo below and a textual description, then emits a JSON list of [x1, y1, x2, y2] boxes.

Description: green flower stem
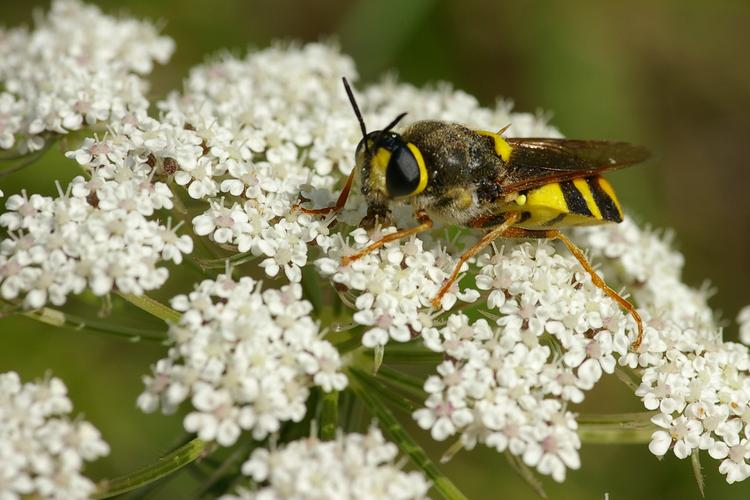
[[349, 368, 468, 500], [188, 445, 249, 500], [505, 451, 548, 499], [614, 366, 640, 392], [578, 426, 655, 444], [301, 265, 324, 313], [374, 345, 443, 364], [577, 411, 657, 444], [333, 334, 363, 354], [351, 369, 420, 414], [194, 251, 257, 270], [319, 390, 339, 440], [692, 449, 706, 498], [23, 308, 166, 342], [375, 365, 428, 401], [116, 292, 181, 323], [93, 438, 208, 499], [577, 411, 657, 425]]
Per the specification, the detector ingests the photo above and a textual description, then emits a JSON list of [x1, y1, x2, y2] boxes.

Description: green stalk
[[577, 411, 657, 425], [301, 265, 324, 314], [692, 449, 706, 498], [374, 346, 443, 364], [505, 451, 548, 499], [23, 308, 165, 342], [194, 251, 257, 270], [319, 390, 339, 440], [93, 438, 207, 498], [577, 411, 657, 444], [578, 413, 658, 444], [116, 292, 181, 323], [376, 366, 428, 395], [188, 445, 249, 500], [349, 368, 468, 500]]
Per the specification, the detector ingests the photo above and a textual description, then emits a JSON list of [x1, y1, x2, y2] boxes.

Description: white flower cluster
[[578, 220, 750, 483], [137, 274, 347, 446], [155, 43, 359, 283], [0, 0, 173, 152], [0, 160, 191, 308], [223, 428, 430, 500], [316, 229, 479, 347], [413, 239, 632, 482], [0, 371, 109, 499]]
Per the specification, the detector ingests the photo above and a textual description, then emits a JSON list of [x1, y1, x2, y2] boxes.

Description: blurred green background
[[1, 0, 750, 498]]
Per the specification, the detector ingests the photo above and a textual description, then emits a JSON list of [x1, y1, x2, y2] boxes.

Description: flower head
[[223, 428, 430, 499], [137, 273, 347, 445], [0, 371, 109, 499], [0, 0, 173, 152]]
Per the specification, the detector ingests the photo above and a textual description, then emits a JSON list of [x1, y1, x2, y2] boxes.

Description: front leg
[[293, 167, 356, 215], [358, 202, 392, 230], [341, 209, 432, 266], [432, 212, 520, 308]]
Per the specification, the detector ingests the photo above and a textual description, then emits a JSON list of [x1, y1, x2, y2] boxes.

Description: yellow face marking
[[476, 130, 512, 162], [407, 143, 429, 195], [369, 147, 391, 195], [572, 178, 602, 220], [597, 177, 623, 218], [515, 194, 527, 206]]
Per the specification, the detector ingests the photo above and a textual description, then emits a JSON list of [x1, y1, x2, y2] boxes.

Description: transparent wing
[[499, 139, 649, 192]]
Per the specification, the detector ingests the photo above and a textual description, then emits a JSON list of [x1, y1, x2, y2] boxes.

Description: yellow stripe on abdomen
[[572, 178, 602, 219], [511, 176, 623, 229]]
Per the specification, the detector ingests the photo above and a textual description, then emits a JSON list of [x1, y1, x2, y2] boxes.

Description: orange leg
[[294, 167, 357, 215], [341, 210, 433, 266], [500, 226, 644, 350], [431, 213, 520, 309]]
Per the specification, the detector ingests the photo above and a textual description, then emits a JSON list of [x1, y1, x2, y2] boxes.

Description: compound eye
[[386, 146, 423, 197]]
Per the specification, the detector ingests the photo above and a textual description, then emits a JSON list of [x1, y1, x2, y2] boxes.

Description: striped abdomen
[[513, 176, 623, 229]]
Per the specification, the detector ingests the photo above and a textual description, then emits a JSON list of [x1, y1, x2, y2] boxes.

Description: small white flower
[[414, 312, 582, 482], [223, 428, 430, 499], [0, 174, 192, 307], [138, 274, 347, 445], [0, 0, 173, 152], [0, 372, 109, 499]]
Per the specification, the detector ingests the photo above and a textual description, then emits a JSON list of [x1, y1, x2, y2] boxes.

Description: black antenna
[[342, 77, 368, 145], [383, 112, 408, 133]]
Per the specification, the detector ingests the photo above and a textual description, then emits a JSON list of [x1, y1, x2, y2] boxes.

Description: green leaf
[[116, 292, 181, 323], [93, 438, 207, 498], [349, 368, 468, 500]]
